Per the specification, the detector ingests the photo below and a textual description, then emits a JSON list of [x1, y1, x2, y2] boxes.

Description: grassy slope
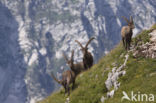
[[38, 24, 156, 103]]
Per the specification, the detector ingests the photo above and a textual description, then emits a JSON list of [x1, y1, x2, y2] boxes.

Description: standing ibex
[[63, 50, 85, 76], [75, 37, 95, 69], [121, 16, 135, 50], [51, 50, 76, 95]]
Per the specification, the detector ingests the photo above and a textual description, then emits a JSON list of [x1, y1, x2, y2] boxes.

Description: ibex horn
[[85, 37, 95, 48]]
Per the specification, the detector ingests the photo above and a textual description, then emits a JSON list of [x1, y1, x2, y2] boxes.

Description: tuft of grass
[[38, 90, 66, 103], [133, 30, 151, 46], [133, 24, 156, 46], [151, 24, 156, 30]]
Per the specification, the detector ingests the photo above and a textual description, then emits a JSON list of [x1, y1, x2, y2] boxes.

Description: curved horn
[[70, 50, 74, 69], [62, 53, 69, 63], [75, 40, 84, 49], [130, 16, 133, 23], [85, 37, 95, 48], [121, 16, 129, 24], [51, 72, 62, 85], [70, 50, 74, 62]]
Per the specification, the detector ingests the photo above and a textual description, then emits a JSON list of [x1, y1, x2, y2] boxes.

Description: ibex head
[[75, 37, 95, 55], [63, 50, 74, 69], [122, 16, 135, 29]]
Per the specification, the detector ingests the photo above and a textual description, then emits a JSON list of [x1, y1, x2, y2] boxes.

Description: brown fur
[[51, 50, 76, 95], [75, 37, 95, 69], [51, 70, 75, 95], [63, 50, 85, 76], [121, 16, 135, 50]]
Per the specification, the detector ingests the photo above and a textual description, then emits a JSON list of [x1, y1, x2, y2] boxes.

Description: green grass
[[38, 24, 156, 103], [133, 30, 151, 46], [151, 23, 156, 30], [133, 24, 156, 46], [105, 56, 156, 103]]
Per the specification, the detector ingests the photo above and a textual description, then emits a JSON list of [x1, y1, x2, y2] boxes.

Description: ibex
[[75, 37, 95, 69], [51, 50, 76, 95], [121, 16, 135, 50], [63, 50, 85, 76]]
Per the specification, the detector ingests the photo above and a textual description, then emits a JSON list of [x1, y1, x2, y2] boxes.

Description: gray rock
[[101, 96, 106, 103], [105, 54, 129, 98]]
